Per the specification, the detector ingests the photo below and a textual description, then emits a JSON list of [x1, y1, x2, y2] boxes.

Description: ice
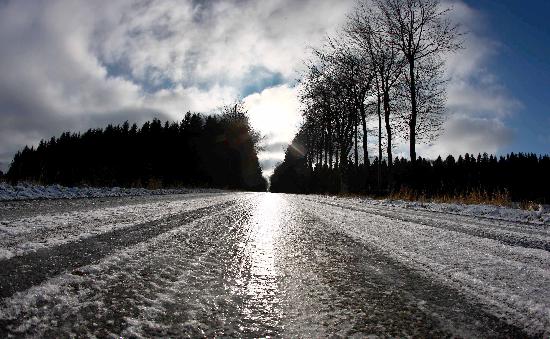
[[1, 193, 548, 337], [0, 193, 235, 260], [297, 194, 550, 336], [0, 201, 258, 337]]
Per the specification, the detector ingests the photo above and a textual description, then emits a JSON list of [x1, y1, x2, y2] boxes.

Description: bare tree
[[282, 0, 467, 193], [322, 38, 375, 167], [299, 63, 336, 169], [374, 73, 384, 189], [346, 1, 405, 181], [397, 54, 447, 145], [375, 0, 461, 162], [301, 47, 364, 172]]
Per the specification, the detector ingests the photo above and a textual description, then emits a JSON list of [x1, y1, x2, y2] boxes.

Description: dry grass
[[146, 178, 163, 190], [518, 200, 543, 211], [387, 187, 513, 207]]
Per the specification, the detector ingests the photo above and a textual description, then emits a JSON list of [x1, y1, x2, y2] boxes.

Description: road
[[0, 192, 548, 337]]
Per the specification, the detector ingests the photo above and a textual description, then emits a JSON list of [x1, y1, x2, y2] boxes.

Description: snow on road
[[0, 192, 236, 260], [297, 195, 550, 335], [0, 192, 548, 337], [0, 182, 223, 202]]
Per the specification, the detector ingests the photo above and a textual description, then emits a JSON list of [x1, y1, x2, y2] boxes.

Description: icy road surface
[[0, 193, 549, 337]]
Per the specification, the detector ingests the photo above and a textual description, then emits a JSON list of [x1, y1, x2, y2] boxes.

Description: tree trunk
[[324, 130, 328, 166], [377, 89, 382, 190], [319, 131, 323, 167], [359, 101, 368, 164], [409, 58, 417, 163], [327, 123, 333, 169], [354, 113, 359, 169], [340, 142, 347, 171], [383, 89, 393, 186]]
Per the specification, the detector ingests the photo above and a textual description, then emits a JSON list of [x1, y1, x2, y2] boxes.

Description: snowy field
[[0, 192, 549, 337], [362, 196, 549, 225]]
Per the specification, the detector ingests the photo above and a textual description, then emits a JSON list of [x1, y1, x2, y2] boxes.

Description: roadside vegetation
[[6, 103, 267, 192], [270, 137, 550, 203], [269, 0, 549, 204]]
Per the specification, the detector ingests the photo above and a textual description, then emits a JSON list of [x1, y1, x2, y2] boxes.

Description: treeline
[[294, 0, 461, 189], [270, 0, 550, 203], [273, 0, 464, 199], [7, 104, 267, 191], [270, 133, 550, 202]]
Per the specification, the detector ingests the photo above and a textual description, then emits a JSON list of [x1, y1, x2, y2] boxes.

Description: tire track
[[0, 200, 236, 299], [296, 196, 550, 336], [304, 197, 550, 252], [0, 192, 229, 221], [281, 208, 528, 337]]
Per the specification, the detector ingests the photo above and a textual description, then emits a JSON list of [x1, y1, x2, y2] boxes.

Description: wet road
[[0, 192, 547, 337]]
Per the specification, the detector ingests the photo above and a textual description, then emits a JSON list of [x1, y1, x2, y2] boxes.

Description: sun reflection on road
[[235, 193, 285, 333]]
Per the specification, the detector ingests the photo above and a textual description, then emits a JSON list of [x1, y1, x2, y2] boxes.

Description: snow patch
[[322, 195, 550, 225], [0, 182, 223, 202]]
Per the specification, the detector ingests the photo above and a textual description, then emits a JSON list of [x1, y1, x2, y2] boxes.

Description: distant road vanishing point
[[0, 192, 548, 337]]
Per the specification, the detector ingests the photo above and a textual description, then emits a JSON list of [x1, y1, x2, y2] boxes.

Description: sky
[[0, 0, 548, 177], [460, 0, 550, 155]]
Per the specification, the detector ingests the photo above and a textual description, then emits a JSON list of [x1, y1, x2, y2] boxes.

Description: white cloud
[[418, 115, 514, 158], [0, 0, 351, 172], [244, 84, 302, 176], [0, 0, 521, 176], [144, 84, 238, 120], [412, 0, 520, 159], [244, 85, 302, 144]]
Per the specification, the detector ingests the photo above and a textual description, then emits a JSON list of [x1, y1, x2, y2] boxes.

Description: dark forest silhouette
[[6, 105, 267, 191], [270, 131, 550, 203], [269, 0, 550, 204]]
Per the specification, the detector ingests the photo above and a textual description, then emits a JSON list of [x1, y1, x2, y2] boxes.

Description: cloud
[[244, 85, 302, 144], [414, 0, 521, 159], [418, 115, 514, 157], [0, 0, 351, 172], [0, 0, 522, 176], [144, 84, 238, 118], [257, 151, 286, 178], [240, 66, 284, 97], [261, 141, 291, 153], [244, 84, 302, 175], [258, 157, 283, 177]]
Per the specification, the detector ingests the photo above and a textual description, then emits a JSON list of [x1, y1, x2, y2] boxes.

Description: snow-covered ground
[[316, 194, 549, 225], [298, 195, 550, 335], [0, 192, 236, 260], [369, 197, 549, 224], [0, 182, 223, 201], [0, 192, 548, 337]]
